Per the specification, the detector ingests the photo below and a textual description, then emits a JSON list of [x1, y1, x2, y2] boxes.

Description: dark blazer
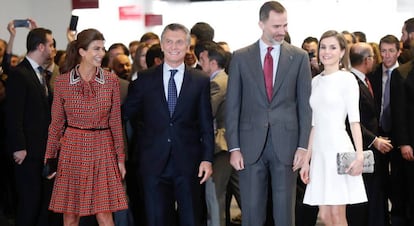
[[348, 73, 390, 226], [391, 60, 414, 147], [5, 57, 51, 161], [5, 57, 52, 226], [352, 74, 378, 147], [122, 63, 214, 176], [369, 64, 385, 123]]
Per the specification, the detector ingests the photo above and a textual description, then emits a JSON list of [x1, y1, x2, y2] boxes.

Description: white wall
[[1, 0, 413, 56]]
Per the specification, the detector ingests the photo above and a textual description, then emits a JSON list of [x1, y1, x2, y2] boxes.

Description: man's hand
[[198, 161, 212, 184], [401, 145, 414, 161], [292, 149, 307, 171], [13, 150, 27, 165], [373, 137, 393, 154], [230, 149, 244, 171]]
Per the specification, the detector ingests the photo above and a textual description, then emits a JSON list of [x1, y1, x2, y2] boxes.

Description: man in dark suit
[[368, 34, 402, 226], [225, 1, 312, 225], [348, 42, 393, 226], [122, 23, 214, 226], [391, 43, 414, 226], [5, 28, 55, 226]]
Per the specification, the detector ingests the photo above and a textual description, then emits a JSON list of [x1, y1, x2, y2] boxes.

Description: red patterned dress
[[45, 65, 128, 215]]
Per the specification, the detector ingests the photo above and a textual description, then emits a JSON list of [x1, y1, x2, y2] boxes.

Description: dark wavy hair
[[61, 28, 105, 73]]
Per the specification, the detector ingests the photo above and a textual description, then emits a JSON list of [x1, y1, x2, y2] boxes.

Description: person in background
[[353, 31, 367, 43], [301, 30, 367, 226], [398, 17, 414, 64], [390, 19, 414, 225], [347, 42, 393, 226], [342, 30, 357, 47], [226, 1, 312, 225], [107, 43, 129, 72], [369, 34, 402, 226], [198, 41, 231, 226], [302, 36, 321, 77], [123, 23, 214, 226], [5, 27, 56, 226], [130, 42, 149, 81], [139, 32, 160, 46], [145, 43, 164, 69], [129, 40, 140, 60], [45, 28, 128, 226]]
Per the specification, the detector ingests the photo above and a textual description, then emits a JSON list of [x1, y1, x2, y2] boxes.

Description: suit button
[[167, 138, 171, 142], [170, 123, 173, 126]]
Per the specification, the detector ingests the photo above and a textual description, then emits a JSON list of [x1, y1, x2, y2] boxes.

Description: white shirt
[[163, 63, 185, 101]]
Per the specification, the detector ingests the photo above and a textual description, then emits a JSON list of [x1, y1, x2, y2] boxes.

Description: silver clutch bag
[[336, 150, 375, 175]]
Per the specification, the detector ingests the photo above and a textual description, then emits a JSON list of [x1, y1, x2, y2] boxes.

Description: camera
[[308, 51, 315, 59], [13, 19, 29, 28]]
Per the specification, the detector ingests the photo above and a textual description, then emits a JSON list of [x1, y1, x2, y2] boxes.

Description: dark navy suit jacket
[[122, 63, 214, 176]]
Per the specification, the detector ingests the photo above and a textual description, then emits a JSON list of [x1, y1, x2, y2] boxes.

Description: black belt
[[67, 125, 110, 131]]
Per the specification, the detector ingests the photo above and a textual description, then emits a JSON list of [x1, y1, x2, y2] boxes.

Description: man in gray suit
[[225, 1, 312, 225]]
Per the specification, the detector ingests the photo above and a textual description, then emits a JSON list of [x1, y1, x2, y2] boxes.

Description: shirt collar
[[70, 65, 105, 85]]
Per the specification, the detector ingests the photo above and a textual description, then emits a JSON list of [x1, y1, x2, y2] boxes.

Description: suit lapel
[[271, 44, 292, 99], [22, 59, 49, 101], [153, 66, 171, 117], [173, 67, 192, 118], [246, 42, 268, 101]]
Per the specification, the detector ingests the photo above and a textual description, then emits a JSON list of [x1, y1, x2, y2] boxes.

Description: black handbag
[[42, 157, 58, 178]]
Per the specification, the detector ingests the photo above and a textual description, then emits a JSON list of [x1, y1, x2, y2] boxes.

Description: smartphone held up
[[69, 15, 79, 31], [13, 19, 30, 28]]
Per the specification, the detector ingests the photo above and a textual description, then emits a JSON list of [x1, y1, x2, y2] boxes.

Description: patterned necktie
[[365, 77, 374, 97], [380, 69, 391, 132], [37, 66, 49, 96], [168, 69, 178, 117], [264, 47, 273, 102]]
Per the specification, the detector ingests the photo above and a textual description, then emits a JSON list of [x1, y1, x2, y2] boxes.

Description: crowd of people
[[1, 1, 414, 226]]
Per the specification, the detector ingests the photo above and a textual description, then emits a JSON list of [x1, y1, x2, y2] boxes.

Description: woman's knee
[[96, 212, 114, 226]]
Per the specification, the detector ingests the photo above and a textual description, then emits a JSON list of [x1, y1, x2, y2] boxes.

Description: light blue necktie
[[168, 69, 178, 117], [380, 69, 391, 132]]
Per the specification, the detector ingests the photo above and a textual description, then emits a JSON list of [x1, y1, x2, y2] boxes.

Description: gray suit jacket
[[226, 40, 312, 165], [211, 70, 228, 154]]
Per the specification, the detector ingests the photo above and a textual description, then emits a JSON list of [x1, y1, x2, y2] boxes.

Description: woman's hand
[[118, 162, 126, 179], [346, 153, 364, 176], [300, 161, 310, 184]]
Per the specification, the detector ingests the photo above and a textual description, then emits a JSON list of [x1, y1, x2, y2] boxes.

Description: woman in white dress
[[300, 30, 367, 226]]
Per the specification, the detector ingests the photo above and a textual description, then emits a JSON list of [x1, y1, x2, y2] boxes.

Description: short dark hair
[[353, 31, 367, 42], [145, 43, 163, 68], [379, 34, 400, 51], [26, 28, 52, 53], [108, 43, 129, 56], [404, 17, 414, 33], [259, 1, 286, 22], [204, 42, 227, 69], [190, 22, 214, 42], [140, 32, 159, 43]]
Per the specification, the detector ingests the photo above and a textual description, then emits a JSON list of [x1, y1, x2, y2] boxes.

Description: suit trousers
[[141, 155, 203, 226], [14, 160, 53, 226], [205, 151, 232, 226], [238, 130, 296, 226]]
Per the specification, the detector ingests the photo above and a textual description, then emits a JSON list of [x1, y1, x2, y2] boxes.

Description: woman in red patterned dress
[[45, 28, 128, 226]]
